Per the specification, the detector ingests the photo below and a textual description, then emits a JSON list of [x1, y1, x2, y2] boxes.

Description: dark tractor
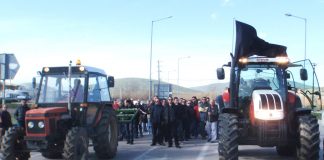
[[1, 61, 118, 160], [216, 21, 321, 160]]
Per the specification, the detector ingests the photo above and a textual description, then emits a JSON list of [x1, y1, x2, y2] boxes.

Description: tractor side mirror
[[108, 76, 115, 88], [32, 77, 36, 89], [300, 68, 308, 81], [217, 68, 225, 80]]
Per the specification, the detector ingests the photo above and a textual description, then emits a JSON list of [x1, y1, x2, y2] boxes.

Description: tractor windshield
[[38, 74, 86, 103], [238, 66, 286, 109]]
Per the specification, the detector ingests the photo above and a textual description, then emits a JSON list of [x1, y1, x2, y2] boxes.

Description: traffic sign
[[0, 53, 20, 80]]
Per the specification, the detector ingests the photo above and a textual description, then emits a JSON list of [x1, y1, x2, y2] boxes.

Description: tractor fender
[[221, 107, 239, 114], [294, 108, 312, 116], [287, 91, 302, 108]]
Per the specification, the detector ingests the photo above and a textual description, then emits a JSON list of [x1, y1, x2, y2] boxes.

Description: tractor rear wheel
[[93, 107, 118, 159], [1, 127, 30, 160], [218, 113, 239, 160], [63, 127, 89, 160], [296, 115, 320, 160]]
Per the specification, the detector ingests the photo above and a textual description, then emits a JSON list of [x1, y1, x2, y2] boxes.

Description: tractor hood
[[234, 21, 287, 63], [252, 90, 284, 121], [26, 107, 68, 117]]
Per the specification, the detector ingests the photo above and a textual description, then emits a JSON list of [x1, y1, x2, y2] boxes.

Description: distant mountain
[[190, 82, 229, 95], [110, 78, 204, 99]]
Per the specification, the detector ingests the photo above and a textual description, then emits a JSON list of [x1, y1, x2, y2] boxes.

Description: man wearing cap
[[14, 99, 30, 128]]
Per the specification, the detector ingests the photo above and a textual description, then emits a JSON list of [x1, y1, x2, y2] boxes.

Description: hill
[[190, 82, 229, 95], [110, 78, 204, 100]]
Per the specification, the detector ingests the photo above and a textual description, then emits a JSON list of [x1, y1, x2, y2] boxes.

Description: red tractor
[[1, 61, 118, 159], [216, 21, 321, 160]]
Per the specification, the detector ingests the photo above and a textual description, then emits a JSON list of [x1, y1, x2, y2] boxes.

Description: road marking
[[30, 152, 42, 158], [133, 146, 158, 160]]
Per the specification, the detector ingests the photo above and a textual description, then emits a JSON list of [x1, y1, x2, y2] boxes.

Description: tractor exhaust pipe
[[68, 60, 72, 115]]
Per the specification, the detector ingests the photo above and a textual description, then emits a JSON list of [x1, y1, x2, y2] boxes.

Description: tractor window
[[87, 75, 111, 102], [38, 74, 85, 103], [98, 76, 110, 101], [88, 75, 101, 102], [239, 67, 284, 98]]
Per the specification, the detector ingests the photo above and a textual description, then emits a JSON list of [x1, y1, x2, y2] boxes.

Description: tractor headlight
[[28, 122, 34, 128], [38, 121, 45, 128]]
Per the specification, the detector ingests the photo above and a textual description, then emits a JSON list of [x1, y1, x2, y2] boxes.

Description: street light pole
[[149, 16, 172, 101], [285, 13, 307, 67], [177, 56, 190, 96]]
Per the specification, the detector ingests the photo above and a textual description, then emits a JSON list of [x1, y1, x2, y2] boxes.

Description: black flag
[[234, 21, 287, 62]]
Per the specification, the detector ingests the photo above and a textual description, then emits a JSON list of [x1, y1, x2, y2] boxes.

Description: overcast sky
[[1, 0, 324, 88]]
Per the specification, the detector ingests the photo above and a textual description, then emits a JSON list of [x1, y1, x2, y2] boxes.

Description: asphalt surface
[[25, 130, 323, 160], [2, 111, 324, 159]]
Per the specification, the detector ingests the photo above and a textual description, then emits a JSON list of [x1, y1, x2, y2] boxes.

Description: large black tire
[[218, 113, 239, 160], [42, 151, 62, 159], [276, 145, 295, 156], [41, 141, 63, 159], [93, 107, 118, 159], [63, 127, 89, 160], [1, 127, 30, 160], [296, 115, 320, 160]]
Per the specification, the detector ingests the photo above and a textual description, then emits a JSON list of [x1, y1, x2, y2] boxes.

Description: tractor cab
[[217, 56, 291, 112], [36, 65, 114, 106]]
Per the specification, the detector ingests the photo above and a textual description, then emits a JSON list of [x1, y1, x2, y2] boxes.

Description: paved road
[[5, 114, 324, 159], [27, 132, 323, 160]]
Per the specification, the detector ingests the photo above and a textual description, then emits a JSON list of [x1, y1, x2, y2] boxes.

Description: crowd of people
[[115, 95, 221, 148]]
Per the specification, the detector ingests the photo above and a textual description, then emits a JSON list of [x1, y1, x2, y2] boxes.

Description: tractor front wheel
[[1, 127, 30, 160], [63, 127, 89, 160], [41, 141, 63, 159], [296, 115, 320, 160], [218, 113, 239, 160]]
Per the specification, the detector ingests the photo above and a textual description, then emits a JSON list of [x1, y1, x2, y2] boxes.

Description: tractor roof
[[42, 66, 107, 75]]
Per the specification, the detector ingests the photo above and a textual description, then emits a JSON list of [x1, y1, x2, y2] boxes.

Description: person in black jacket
[[173, 97, 185, 142], [150, 96, 164, 146], [14, 99, 30, 128], [164, 97, 181, 148], [0, 104, 12, 135]]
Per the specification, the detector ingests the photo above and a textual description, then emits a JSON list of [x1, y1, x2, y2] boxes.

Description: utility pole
[[149, 16, 173, 101], [157, 60, 161, 97]]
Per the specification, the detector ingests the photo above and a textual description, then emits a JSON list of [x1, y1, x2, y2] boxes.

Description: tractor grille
[[257, 120, 287, 146], [49, 118, 56, 133]]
